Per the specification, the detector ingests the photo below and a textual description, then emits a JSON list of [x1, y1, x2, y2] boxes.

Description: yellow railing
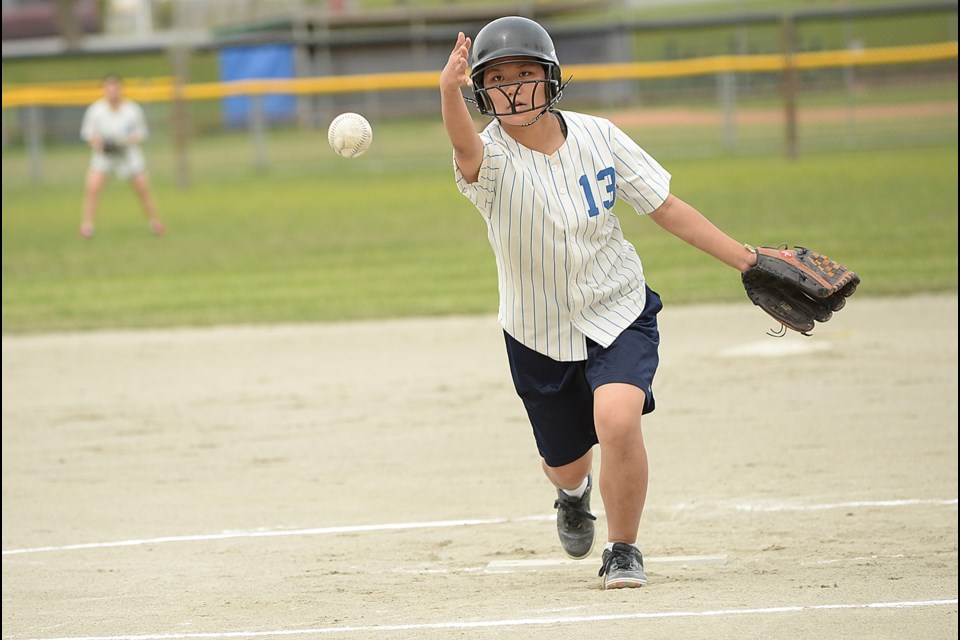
[[2, 41, 956, 109]]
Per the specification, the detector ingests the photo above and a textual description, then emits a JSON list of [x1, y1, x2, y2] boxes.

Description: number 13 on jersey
[[578, 167, 616, 218]]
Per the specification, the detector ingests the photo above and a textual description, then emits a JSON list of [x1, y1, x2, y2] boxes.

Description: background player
[[440, 16, 760, 589], [79, 74, 165, 239]]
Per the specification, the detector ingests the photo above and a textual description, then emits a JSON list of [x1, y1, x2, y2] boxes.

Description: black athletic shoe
[[599, 542, 648, 589], [553, 474, 597, 559]]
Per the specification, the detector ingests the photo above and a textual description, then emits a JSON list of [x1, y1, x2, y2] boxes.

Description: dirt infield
[[2, 294, 957, 639]]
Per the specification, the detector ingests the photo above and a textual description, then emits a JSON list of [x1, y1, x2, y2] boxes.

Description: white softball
[[328, 112, 373, 159]]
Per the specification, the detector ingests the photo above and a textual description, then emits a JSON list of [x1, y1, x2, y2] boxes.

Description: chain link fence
[[2, 2, 956, 185]]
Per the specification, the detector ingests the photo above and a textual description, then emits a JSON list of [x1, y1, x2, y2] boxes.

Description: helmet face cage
[[469, 16, 564, 117], [473, 74, 560, 117]]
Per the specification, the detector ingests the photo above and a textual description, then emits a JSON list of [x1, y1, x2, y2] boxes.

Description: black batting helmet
[[469, 16, 565, 117]]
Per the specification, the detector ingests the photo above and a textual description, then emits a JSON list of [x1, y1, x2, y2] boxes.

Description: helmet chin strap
[[513, 106, 551, 127]]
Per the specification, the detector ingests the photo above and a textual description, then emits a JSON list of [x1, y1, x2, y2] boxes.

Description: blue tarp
[[219, 44, 296, 127]]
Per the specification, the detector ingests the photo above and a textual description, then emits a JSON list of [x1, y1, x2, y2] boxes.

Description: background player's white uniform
[[456, 110, 671, 362], [80, 98, 149, 180]]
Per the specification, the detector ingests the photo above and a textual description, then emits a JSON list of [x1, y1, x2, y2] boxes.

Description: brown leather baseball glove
[[742, 245, 861, 336], [102, 139, 124, 155]]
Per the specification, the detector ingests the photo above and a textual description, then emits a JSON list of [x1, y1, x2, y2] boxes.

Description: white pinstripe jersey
[[455, 110, 671, 362]]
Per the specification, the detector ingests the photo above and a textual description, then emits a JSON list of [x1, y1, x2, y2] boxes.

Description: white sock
[[605, 542, 641, 552], [561, 476, 589, 499]]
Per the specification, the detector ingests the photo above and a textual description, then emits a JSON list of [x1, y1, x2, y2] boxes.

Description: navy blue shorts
[[504, 287, 663, 468]]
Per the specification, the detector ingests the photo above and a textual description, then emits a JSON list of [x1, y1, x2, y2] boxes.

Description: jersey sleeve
[[612, 125, 672, 215], [79, 103, 97, 142], [454, 139, 504, 217]]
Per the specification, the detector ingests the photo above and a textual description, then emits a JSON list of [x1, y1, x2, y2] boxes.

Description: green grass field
[[3, 0, 957, 335], [2, 128, 956, 334]]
